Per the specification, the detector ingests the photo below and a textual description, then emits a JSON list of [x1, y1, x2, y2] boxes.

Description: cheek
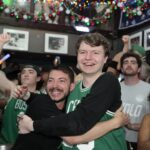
[[46, 84, 51, 90], [63, 85, 70, 93], [97, 57, 105, 62], [78, 54, 84, 61]]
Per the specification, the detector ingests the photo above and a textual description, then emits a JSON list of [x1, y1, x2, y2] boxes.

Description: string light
[[0, 0, 149, 27]]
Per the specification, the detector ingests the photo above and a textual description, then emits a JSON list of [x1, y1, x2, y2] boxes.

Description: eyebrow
[[49, 77, 67, 80], [123, 60, 137, 63]]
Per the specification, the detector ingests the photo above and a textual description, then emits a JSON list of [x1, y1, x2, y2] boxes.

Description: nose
[[85, 52, 92, 60], [23, 72, 29, 77], [52, 81, 59, 88]]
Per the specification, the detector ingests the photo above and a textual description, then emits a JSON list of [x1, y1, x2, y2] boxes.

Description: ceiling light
[[74, 25, 90, 32]]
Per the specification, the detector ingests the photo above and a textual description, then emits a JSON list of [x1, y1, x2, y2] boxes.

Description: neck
[[56, 101, 65, 110], [124, 75, 140, 85], [28, 85, 37, 92], [82, 72, 103, 88]]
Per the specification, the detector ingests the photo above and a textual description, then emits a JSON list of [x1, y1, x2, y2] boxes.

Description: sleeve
[[108, 60, 118, 69], [33, 73, 121, 136], [26, 93, 43, 104]]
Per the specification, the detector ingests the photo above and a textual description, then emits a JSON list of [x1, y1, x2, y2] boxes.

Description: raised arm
[[0, 33, 15, 96], [138, 114, 150, 150], [0, 33, 11, 54], [0, 70, 15, 97], [107, 35, 129, 75]]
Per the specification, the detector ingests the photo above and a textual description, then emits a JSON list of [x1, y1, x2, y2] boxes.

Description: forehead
[[123, 56, 137, 62], [21, 68, 36, 73], [79, 41, 104, 51], [49, 70, 69, 79]]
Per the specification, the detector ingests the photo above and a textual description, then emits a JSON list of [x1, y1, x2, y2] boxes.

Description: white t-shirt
[[121, 80, 150, 142]]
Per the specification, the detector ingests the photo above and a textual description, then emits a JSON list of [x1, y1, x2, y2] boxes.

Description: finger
[[21, 85, 28, 90], [18, 130, 21, 134], [18, 112, 24, 119], [13, 89, 22, 98], [17, 113, 24, 122]]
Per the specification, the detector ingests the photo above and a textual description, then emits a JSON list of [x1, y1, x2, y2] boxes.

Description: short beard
[[53, 97, 66, 103]]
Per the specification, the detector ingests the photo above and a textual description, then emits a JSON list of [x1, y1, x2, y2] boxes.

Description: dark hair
[[2, 62, 20, 80], [50, 65, 75, 83], [21, 64, 41, 76], [75, 32, 110, 56], [120, 52, 142, 68]]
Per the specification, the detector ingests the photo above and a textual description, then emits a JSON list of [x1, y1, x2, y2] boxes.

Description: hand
[[12, 85, 28, 99], [122, 35, 129, 44], [18, 115, 34, 134], [114, 106, 130, 127], [126, 122, 140, 131], [0, 33, 11, 52]]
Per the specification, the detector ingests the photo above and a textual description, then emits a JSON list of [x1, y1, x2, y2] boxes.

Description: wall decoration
[[129, 32, 142, 49], [0, 0, 149, 27], [3, 28, 29, 51], [44, 33, 68, 54], [119, 2, 150, 30], [144, 28, 150, 51]]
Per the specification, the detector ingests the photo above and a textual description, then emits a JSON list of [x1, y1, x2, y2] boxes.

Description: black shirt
[[12, 94, 63, 150]]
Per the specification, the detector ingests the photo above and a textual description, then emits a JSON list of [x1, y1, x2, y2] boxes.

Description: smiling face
[[77, 41, 108, 76], [46, 70, 74, 102]]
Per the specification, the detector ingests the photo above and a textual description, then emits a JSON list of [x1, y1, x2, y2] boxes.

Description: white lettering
[[77, 141, 94, 150], [67, 99, 81, 113], [15, 100, 27, 111], [123, 103, 142, 117]]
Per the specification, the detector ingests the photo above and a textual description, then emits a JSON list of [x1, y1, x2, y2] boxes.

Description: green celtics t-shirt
[[0, 97, 27, 144], [62, 81, 127, 150]]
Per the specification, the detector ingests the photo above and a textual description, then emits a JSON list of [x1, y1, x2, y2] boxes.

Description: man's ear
[[104, 56, 108, 64], [70, 83, 75, 92], [36, 76, 41, 82], [138, 67, 141, 74], [121, 68, 124, 74]]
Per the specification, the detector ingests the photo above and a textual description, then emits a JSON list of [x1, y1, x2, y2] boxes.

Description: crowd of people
[[0, 32, 149, 150]]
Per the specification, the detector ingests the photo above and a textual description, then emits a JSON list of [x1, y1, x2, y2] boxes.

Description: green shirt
[[0, 97, 27, 144], [0, 90, 41, 144], [62, 81, 127, 150]]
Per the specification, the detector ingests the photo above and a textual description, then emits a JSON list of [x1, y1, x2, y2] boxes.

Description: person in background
[[140, 61, 150, 83], [138, 113, 150, 150], [0, 33, 11, 54], [39, 66, 51, 94], [0, 33, 13, 93], [0, 63, 20, 126], [107, 35, 129, 76], [120, 52, 150, 150], [0, 33, 43, 145], [18, 32, 129, 150], [0, 64, 42, 144], [11, 65, 75, 150]]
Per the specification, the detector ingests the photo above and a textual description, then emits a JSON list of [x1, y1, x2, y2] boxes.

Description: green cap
[[131, 44, 145, 57]]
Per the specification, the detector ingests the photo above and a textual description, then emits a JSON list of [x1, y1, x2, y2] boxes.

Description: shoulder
[[140, 80, 150, 87], [96, 72, 119, 84], [144, 114, 150, 121], [92, 72, 120, 90], [142, 114, 150, 126], [36, 94, 49, 99], [31, 94, 51, 103]]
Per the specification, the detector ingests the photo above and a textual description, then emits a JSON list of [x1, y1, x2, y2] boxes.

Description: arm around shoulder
[[62, 108, 129, 145]]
